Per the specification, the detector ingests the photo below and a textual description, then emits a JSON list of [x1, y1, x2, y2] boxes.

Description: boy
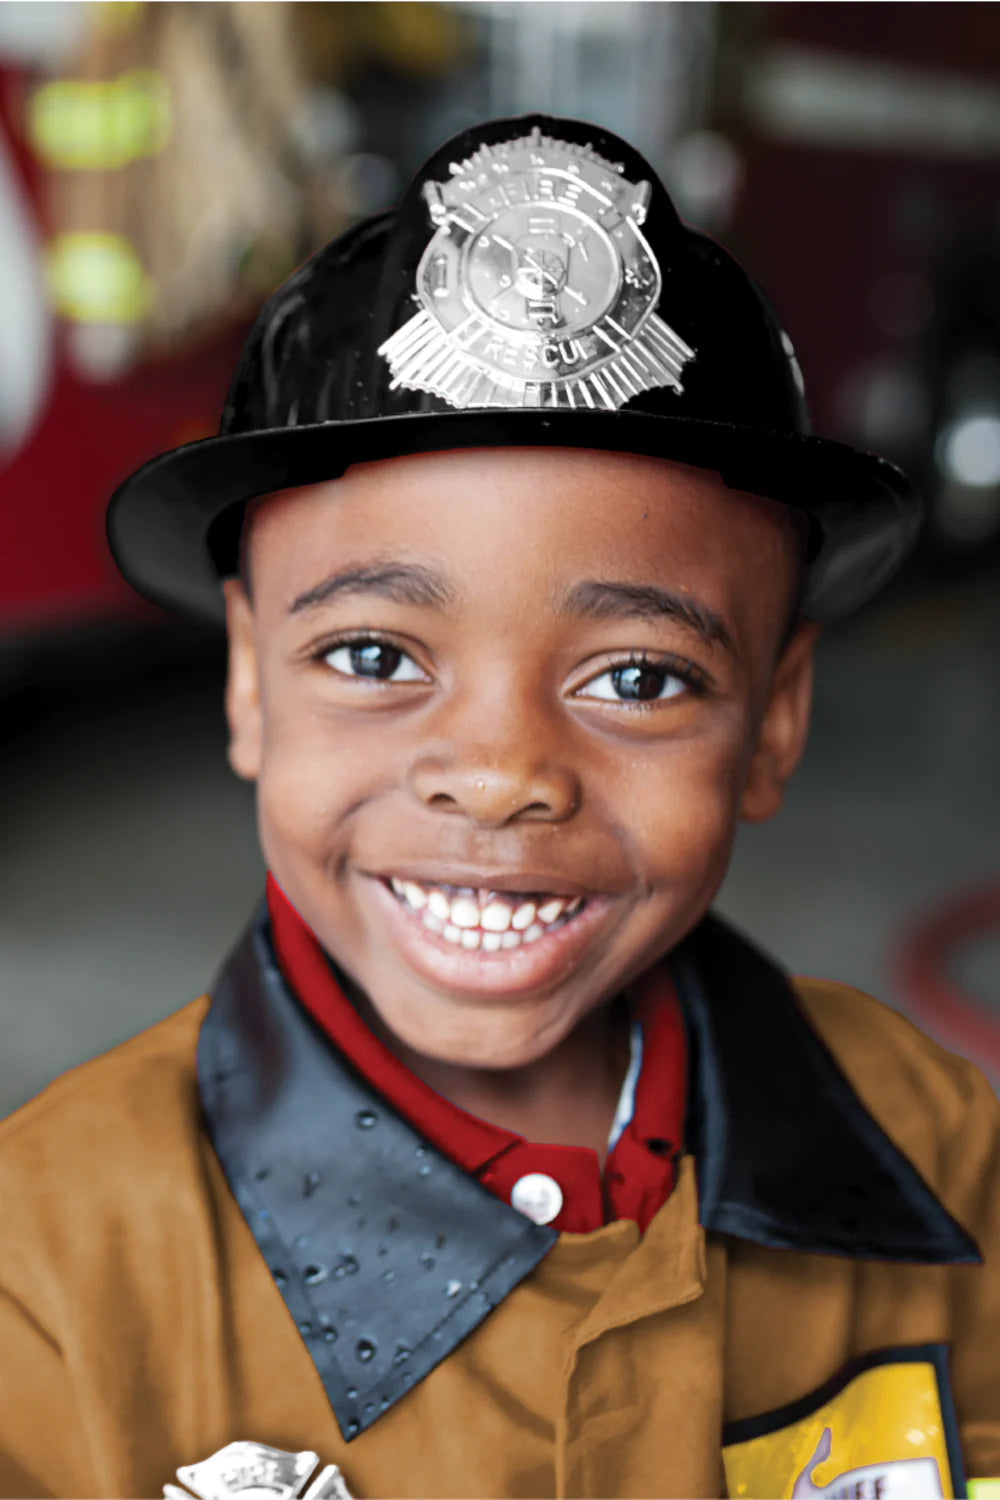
[[2, 114, 998, 1499]]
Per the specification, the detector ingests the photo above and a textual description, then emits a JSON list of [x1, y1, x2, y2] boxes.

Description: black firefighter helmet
[[107, 113, 920, 625]]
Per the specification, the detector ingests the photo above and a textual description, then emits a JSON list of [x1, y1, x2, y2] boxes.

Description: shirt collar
[[197, 901, 979, 1442]]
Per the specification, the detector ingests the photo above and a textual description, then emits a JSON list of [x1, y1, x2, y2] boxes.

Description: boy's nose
[[407, 748, 580, 827]]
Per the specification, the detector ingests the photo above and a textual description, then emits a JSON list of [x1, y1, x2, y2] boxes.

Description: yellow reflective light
[[46, 233, 150, 324], [28, 69, 170, 171]]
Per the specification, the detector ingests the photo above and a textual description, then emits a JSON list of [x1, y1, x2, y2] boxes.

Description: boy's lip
[[366, 865, 596, 899], [361, 871, 618, 998]]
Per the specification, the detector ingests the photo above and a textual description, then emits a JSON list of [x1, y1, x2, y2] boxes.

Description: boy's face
[[225, 448, 816, 1070]]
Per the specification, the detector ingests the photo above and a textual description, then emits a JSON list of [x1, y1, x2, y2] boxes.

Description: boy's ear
[[223, 579, 262, 782], [739, 622, 820, 824]]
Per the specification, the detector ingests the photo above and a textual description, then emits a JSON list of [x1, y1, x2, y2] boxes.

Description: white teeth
[[427, 889, 451, 921], [402, 881, 428, 911], [450, 896, 480, 929], [393, 876, 586, 952], [480, 899, 513, 932]]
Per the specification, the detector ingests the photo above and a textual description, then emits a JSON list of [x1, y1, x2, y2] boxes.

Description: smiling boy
[[229, 449, 811, 1122], [1, 115, 999, 1500]]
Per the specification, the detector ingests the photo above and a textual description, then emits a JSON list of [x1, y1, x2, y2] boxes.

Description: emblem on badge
[[379, 127, 695, 410], [164, 1442, 353, 1500]]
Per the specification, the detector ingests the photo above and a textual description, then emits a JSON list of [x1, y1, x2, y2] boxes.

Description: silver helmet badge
[[378, 127, 695, 411]]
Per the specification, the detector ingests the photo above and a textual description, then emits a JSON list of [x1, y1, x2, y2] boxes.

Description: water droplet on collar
[[355, 1109, 378, 1129], [303, 1171, 322, 1197], [303, 1264, 328, 1286], [356, 1338, 377, 1363]]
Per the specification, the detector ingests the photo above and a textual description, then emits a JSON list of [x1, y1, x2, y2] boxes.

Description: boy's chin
[[364, 992, 578, 1075]]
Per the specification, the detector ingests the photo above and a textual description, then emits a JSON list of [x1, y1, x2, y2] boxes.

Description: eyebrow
[[562, 580, 736, 655], [288, 560, 734, 655], [288, 561, 454, 615]]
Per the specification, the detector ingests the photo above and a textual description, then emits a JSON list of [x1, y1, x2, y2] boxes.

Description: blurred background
[[2, 0, 999, 1116]]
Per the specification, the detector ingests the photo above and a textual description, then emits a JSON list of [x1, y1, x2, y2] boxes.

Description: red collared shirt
[[266, 874, 685, 1234]]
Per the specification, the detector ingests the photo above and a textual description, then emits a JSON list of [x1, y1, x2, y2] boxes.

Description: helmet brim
[[107, 406, 920, 626]]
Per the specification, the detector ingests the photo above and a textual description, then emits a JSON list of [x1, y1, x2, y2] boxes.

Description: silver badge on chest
[[165, 1442, 353, 1500], [378, 127, 695, 411]]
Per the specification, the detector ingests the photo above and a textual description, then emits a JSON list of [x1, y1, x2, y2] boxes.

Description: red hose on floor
[[892, 882, 1000, 1079]]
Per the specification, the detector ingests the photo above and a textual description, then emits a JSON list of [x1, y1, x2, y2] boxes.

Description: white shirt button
[[510, 1172, 563, 1225]]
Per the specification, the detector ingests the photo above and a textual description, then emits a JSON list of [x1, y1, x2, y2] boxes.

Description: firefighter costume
[[2, 115, 998, 1499]]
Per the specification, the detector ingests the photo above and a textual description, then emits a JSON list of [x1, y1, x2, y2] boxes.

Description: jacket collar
[[197, 904, 978, 1442], [674, 915, 978, 1262]]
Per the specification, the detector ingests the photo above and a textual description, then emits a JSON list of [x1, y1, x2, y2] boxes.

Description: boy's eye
[[577, 658, 691, 703], [323, 640, 426, 682]]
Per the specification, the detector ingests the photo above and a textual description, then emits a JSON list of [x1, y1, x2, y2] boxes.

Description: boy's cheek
[[629, 749, 750, 905], [256, 753, 354, 866], [648, 792, 740, 909]]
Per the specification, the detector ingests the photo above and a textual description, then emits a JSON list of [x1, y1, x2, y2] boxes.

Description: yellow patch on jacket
[[724, 1352, 958, 1498]]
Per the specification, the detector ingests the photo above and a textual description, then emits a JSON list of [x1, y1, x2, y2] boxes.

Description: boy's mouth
[[385, 876, 584, 952], [367, 871, 613, 997]]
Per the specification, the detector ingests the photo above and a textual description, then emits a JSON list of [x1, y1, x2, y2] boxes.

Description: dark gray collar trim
[[670, 914, 980, 1264], [197, 913, 557, 1442]]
